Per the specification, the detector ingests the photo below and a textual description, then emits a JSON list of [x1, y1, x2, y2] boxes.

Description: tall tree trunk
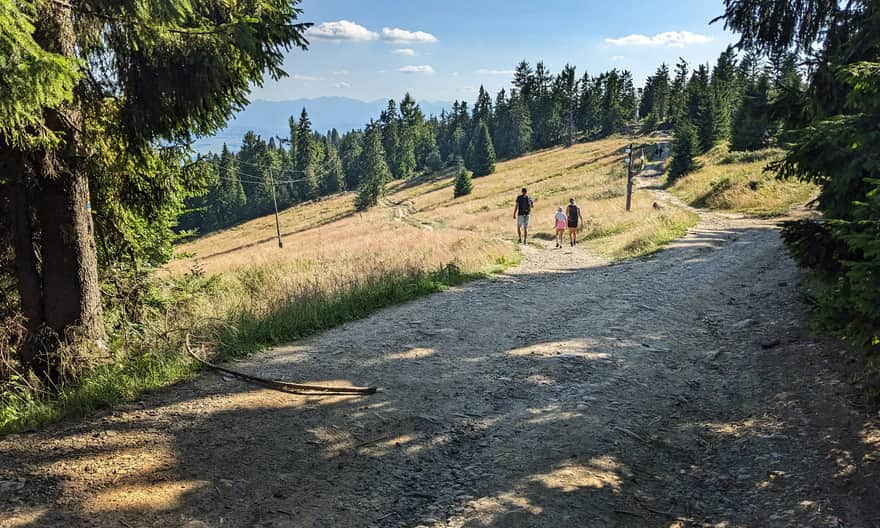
[[30, 6, 106, 365], [1, 146, 44, 337]]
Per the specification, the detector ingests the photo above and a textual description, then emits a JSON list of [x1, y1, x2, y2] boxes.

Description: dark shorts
[[568, 220, 579, 228]]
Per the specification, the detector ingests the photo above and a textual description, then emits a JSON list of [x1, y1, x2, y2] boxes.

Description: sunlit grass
[[669, 144, 817, 216]]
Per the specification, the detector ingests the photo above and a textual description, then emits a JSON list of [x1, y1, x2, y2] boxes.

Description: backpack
[[517, 195, 531, 215]]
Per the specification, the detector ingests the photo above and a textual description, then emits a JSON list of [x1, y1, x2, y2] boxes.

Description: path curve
[[1, 204, 879, 528]]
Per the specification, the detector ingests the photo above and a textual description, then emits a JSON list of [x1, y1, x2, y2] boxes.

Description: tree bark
[[30, 6, 106, 358]]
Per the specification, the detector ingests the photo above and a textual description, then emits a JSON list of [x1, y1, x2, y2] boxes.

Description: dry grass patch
[[669, 145, 817, 216]]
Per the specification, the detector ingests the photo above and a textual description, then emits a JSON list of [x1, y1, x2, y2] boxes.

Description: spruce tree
[[218, 144, 246, 223], [0, 0, 311, 377], [339, 130, 364, 190], [558, 64, 579, 146], [669, 59, 690, 125], [686, 65, 717, 152], [731, 73, 773, 151], [469, 121, 496, 177], [355, 123, 392, 211], [295, 108, 319, 199], [710, 46, 740, 143], [453, 164, 474, 198], [669, 121, 700, 182], [320, 143, 345, 194]]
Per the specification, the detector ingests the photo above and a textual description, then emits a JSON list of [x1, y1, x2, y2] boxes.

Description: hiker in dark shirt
[[513, 188, 534, 244], [566, 197, 584, 247]]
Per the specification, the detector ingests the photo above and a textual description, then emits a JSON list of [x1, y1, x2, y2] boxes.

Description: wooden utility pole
[[625, 143, 634, 211], [269, 169, 284, 249]]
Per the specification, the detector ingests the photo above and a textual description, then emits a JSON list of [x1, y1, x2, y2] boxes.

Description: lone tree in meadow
[[0, 1, 311, 380], [355, 123, 392, 211], [469, 121, 496, 177], [453, 163, 474, 198]]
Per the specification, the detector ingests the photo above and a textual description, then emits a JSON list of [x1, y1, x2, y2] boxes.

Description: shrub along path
[[1, 206, 878, 527]]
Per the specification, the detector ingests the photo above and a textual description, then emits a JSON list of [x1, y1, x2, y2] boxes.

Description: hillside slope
[[171, 136, 696, 280]]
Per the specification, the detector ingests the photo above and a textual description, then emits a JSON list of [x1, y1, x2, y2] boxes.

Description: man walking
[[513, 188, 534, 244]]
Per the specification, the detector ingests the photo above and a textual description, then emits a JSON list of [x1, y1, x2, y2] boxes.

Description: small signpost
[[625, 143, 635, 211]]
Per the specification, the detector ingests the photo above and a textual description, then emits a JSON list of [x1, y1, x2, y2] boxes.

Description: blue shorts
[[517, 214, 530, 228]]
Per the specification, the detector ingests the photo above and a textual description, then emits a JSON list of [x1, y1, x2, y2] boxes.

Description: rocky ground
[[1, 190, 878, 528]]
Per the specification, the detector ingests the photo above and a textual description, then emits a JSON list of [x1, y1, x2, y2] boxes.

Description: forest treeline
[[181, 49, 794, 235], [0, 1, 877, 403]]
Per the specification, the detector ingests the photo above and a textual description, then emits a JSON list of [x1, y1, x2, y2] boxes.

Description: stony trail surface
[[2, 203, 879, 527]]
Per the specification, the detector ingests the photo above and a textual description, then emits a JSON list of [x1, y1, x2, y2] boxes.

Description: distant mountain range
[[193, 97, 453, 153]]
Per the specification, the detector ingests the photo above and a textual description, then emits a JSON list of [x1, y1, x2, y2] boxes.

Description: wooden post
[[625, 142, 634, 211], [270, 171, 283, 249]]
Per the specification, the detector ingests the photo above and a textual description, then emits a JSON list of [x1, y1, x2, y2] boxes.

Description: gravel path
[[1, 195, 878, 528]]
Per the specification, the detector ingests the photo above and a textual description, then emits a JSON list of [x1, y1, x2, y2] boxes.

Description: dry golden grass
[[669, 145, 817, 216], [172, 135, 694, 280]]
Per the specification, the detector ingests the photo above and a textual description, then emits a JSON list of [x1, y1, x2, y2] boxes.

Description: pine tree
[[295, 108, 319, 199], [668, 121, 699, 182], [380, 99, 401, 178], [577, 73, 600, 137], [686, 65, 716, 152], [710, 46, 740, 143], [507, 93, 533, 157], [0, 0, 311, 376], [218, 144, 246, 223], [453, 164, 474, 198], [731, 73, 773, 151], [473, 86, 493, 129], [339, 130, 364, 190], [320, 143, 345, 194], [558, 64, 578, 146], [469, 121, 496, 177], [355, 122, 392, 211], [669, 58, 690, 126]]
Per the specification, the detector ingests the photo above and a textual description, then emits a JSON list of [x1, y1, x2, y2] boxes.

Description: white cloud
[[331, 81, 351, 89], [476, 69, 516, 75], [393, 48, 417, 56], [399, 65, 434, 74], [291, 74, 322, 81], [460, 85, 478, 93], [382, 27, 438, 44], [308, 20, 378, 41], [611, 55, 626, 62], [332, 70, 349, 75], [605, 31, 712, 48]]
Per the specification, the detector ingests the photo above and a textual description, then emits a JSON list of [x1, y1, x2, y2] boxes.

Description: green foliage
[[732, 73, 774, 151], [669, 121, 700, 182], [295, 108, 319, 199], [468, 121, 496, 177], [454, 166, 474, 198], [686, 65, 718, 152], [426, 145, 444, 172], [355, 123, 391, 211], [320, 143, 345, 194], [0, 1, 79, 149]]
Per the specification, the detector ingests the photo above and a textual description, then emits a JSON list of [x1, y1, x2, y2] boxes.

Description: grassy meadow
[[669, 145, 817, 216]]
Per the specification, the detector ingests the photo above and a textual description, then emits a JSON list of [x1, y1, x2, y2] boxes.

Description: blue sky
[[251, 0, 740, 103]]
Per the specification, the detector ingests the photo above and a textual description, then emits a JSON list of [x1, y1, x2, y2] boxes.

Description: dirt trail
[[2, 199, 879, 527]]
